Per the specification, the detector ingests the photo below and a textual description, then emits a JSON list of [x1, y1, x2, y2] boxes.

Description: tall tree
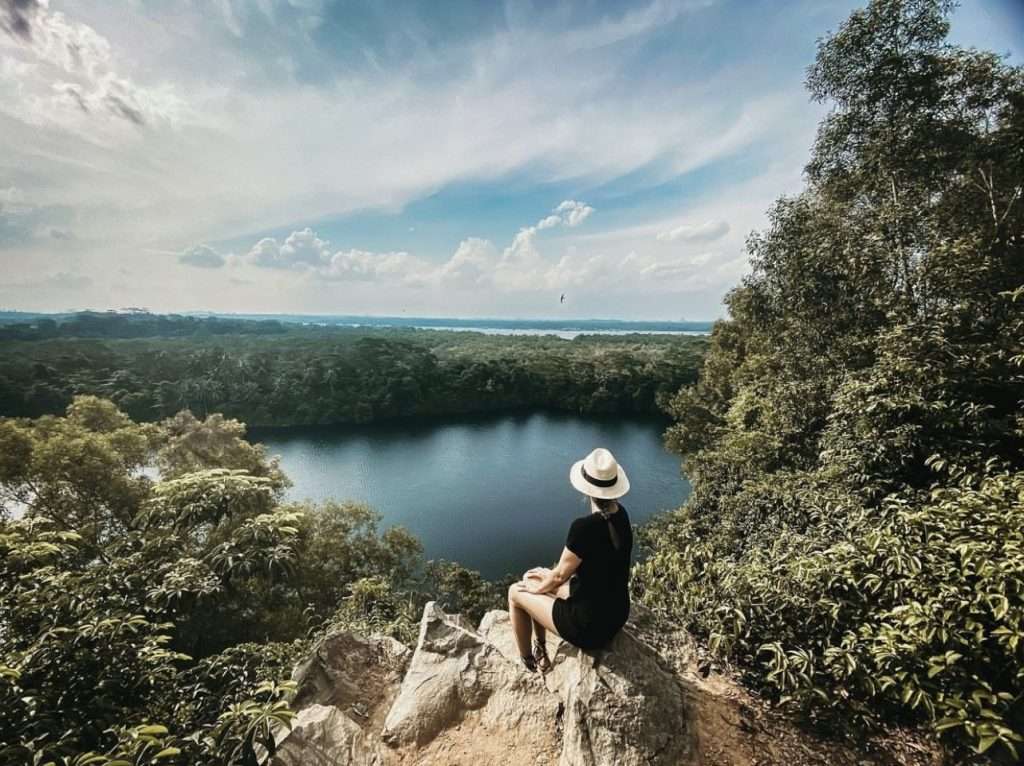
[[642, 0, 1024, 758]]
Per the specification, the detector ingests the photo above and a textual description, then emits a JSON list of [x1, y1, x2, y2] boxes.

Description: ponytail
[[592, 497, 622, 551]]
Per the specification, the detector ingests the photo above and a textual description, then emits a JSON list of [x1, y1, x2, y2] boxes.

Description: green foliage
[[422, 559, 504, 626], [0, 397, 517, 763], [0, 311, 289, 342], [0, 323, 705, 425], [319, 576, 422, 646], [639, 0, 1024, 759]]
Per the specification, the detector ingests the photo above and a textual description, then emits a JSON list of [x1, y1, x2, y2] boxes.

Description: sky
[[0, 0, 1020, 320]]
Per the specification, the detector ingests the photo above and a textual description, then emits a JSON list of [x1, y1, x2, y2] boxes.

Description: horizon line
[[0, 309, 719, 324]]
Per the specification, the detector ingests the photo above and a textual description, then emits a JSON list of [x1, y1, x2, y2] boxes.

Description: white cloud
[[246, 227, 331, 269], [429, 199, 734, 295], [555, 200, 594, 227], [0, 1, 185, 130], [656, 219, 730, 242], [238, 227, 431, 285], [434, 237, 498, 289], [533, 201, 594, 232], [322, 249, 428, 284], [178, 243, 226, 268], [428, 200, 597, 290], [0, 0, 850, 316], [0, 0, 806, 254], [230, 201, 726, 297]]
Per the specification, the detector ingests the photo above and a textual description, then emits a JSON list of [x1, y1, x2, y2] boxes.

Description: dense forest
[[634, 0, 1024, 761], [0, 312, 290, 341], [0, 318, 706, 425]]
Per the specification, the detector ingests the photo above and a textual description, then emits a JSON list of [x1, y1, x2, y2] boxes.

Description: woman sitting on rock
[[508, 447, 634, 672]]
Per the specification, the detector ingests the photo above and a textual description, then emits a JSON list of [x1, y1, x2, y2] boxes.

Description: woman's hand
[[518, 551, 581, 597], [517, 580, 544, 595], [520, 581, 544, 598]]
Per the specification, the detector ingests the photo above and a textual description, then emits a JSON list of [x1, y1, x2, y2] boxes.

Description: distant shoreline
[[0, 310, 714, 337], [207, 313, 715, 333]]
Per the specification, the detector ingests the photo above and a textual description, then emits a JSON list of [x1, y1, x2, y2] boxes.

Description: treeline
[[634, 1, 1024, 761], [0, 397, 504, 765], [0, 311, 289, 341], [0, 326, 706, 425]]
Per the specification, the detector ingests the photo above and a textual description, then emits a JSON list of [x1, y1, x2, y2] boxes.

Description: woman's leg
[[508, 584, 560, 658], [523, 572, 551, 646], [531, 583, 569, 645]]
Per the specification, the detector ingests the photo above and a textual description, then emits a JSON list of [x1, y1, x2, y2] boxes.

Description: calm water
[[252, 412, 689, 579]]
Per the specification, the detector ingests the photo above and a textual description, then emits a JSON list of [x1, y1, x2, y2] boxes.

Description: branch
[[977, 166, 999, 226], [997, 185, 1022, 228]]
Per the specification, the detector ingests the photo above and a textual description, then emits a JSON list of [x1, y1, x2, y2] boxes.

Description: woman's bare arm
[[522, 547, 581, 595]]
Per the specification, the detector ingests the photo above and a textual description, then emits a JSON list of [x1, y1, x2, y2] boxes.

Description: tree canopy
[[0, 397, 500, 764], [0, 325, 706, 426], [637, 0, 1024, 759]]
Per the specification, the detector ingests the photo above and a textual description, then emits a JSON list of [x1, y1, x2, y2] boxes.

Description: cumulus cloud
[[178, 243, 226, 268], [247, 228, 331, 269], [656, 219, 730, 243], [555, 200, 594, 228], [235, 201, 600, 291], [242, 227, 432, 285], [533, 200, 595, 232], [322, 249, 427, 283], [429, 199, 728, 294], [433, 238, 498, 289], [452, 199, 596, 289]]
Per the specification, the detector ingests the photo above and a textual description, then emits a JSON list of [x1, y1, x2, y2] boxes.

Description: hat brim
[[569, 459, 630, 500]]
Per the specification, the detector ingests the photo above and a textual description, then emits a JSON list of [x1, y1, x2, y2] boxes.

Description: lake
[[252, 412, 689, 580]]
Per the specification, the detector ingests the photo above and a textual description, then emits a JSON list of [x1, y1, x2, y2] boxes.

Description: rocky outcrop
[[272, 603, 942, 766], [270, 631, 410, 766], [478, 610, 692, 765], [381, 603, 561, 763], [273, 603, 688, 765]]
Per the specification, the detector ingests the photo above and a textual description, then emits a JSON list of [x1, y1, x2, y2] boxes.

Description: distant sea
[[0, 311, 714, 339], [213, 313, 714, 339]]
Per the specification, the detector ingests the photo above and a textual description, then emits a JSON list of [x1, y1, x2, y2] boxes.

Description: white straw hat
[[569, 447, 630, 500]]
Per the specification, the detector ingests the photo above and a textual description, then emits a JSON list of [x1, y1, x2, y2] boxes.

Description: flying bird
[[560, 293, 566, 304]]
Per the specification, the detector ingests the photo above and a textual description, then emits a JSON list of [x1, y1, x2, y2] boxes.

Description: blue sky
[[0, 0, 1020, 319]]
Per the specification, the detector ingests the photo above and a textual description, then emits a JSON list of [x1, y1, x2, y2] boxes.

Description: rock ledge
[[272, 602, 937, 766]]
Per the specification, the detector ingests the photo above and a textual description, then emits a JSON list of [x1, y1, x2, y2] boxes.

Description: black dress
[[551, 506, 633, 650]]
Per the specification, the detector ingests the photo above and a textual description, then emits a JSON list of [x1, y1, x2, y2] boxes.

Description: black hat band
[[582, 465, 617, 488]]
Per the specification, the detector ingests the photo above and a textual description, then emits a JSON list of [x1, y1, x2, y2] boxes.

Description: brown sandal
[[532, 638, 552, 673]]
